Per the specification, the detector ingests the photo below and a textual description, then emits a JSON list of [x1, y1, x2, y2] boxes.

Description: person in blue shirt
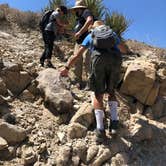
[[61, 21, 127, 142]]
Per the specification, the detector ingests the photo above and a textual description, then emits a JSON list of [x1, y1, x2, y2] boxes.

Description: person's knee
[[108, 92, 117, 101], [93, 93, 103, 109]]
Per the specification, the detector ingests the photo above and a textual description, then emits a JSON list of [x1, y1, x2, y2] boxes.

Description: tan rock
[[0, 78, 7, 95], [1, 70, 32, 95], [70, 103, 94, 128], [157, 68, 166, 96], [152, 97, 166, 119], [111, 152, 129, 166], [55, 145, 72, 166], [73, 140, 87, 163], [135, 101, 144, 114], [129, 115, 153, 142], [121, 60, 158, 105], [67, 123, 87, 139], [86, 145, 99, 163], [0, 136, 8, 150], [92, 148, 111, 166], [0, 122, 27, 144], [22, 147, 37, 166], [145, 82, 159, 105]]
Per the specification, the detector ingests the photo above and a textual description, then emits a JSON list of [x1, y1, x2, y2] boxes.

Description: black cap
[[60, 6, 68, 15]]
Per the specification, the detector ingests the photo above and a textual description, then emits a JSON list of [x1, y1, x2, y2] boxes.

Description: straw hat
[[70, 0, 87, 10], [88, 21, 105, 31]]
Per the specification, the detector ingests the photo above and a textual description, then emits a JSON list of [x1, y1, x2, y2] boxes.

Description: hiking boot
[[46, 61, 54, 68], [40, 59, 44, 67], [95, 129, 106, 144], [109, 120, 119, 135]]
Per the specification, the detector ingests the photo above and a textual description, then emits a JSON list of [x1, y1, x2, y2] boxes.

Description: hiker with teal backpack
[[39, 6, 68, 68], [61, 21, 127, 143]]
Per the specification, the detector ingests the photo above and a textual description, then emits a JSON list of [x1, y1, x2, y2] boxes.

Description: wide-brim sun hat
[[91, 21, 105, 28], [70, 0, 87, 10]]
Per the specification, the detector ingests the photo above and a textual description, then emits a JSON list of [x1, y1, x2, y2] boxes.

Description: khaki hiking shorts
[[89, 50, 122, 94]]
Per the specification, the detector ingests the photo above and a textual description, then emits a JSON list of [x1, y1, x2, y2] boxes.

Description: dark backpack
[[39, 10, 54, 31], [92, 25, 116, 49]]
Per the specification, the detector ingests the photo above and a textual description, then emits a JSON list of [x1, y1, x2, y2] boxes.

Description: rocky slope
[[0, 7, 166, 166]]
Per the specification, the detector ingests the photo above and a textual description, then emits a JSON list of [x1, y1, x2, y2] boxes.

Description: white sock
[[94, 109, 104, 130], [108, 101, 119, 121]]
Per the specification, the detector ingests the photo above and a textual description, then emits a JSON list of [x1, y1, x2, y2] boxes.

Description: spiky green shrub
[[44, 0, 67, 11], [84, 0, 105, 19], [105, 11, 131, 38], [42, 0, 131, 40]]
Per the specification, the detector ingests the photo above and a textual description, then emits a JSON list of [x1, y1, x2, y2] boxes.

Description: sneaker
[[95, 129, 106, 143], [40, 59, 44, 67], [46, 61, 54, 68], [109, 120, 119, 135]]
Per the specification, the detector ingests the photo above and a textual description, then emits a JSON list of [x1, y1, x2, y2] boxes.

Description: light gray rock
[[0, 122, 27, 144], [1, 70, 32, 95], [2, 61, 22, 72], [36, 69, 73, 114], [55, 145, 72, 166]]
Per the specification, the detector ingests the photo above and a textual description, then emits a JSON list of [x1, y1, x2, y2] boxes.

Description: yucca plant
[[45, 0, 67, 10], [105, 11, 131, 38], [84, 0, 106, 19]]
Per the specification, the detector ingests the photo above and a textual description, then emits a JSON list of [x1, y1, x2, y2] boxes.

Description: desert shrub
[[105, 11, 132, 38], [15, 11, 40, 29], [0, 4, 9, 21]]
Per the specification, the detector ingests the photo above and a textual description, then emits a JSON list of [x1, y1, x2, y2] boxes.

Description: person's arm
[[75, 16, 93, 39], [56, 17, 68, 27], [60, 46, 86, 77]]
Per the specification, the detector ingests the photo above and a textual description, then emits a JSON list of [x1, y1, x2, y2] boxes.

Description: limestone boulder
[[36, 69, 73, 114], [73, 140, 87, 163], [55, 145, 72, 166], [70, 103, 95, 128], [1, 62, 32, 95], [2, 61, 22, 72], [0, 95, 6, 104], [129, 115, 153, 142], [152, 97, 166, 119], [0, 122, 27, 144], [157, 68, 166, 96], [121, 60, 158, 105], [67, 123, 87, 139], [0, 136, 8, 150], [22, 147, 37, 165], [0, 78, 7, 95], [92, 147, 112, 166]]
